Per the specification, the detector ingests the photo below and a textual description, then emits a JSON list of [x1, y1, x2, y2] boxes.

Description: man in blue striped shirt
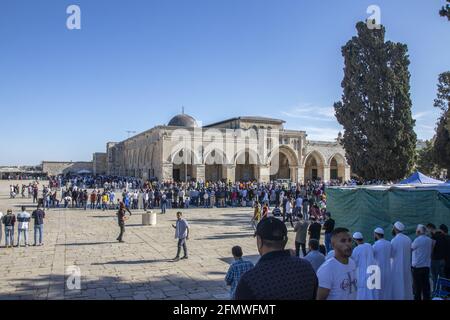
[[225, 246, 254, 299]]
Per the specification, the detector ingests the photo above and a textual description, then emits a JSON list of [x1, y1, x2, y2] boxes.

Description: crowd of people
[[39, 175, 331, 214], [9, 182, 40, 202], [224, 216, 450, 300], [0, 205, 45, 248], [3, 174, 450, 301]]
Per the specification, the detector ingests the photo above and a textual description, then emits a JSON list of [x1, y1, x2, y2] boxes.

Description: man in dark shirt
[[2, 209, 16, 248], [32, 205, 45, 246], [272, 204, 282, 217], [438, 224, 450, 279], [167, 190, 173, 209], [323, 212, 335, 253], [116, 201, 132, 243], [234, 217, 318, 300], [308, 217, 322, 241], [426, 223, 447, 288]]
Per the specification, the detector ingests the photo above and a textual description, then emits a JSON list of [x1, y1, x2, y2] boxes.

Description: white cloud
[[418, 124, 435, 130], [279, 103, 342, 141], [412, 111, 431, 120], [299, 126, 342, 142], [281, 104, 336, 122]]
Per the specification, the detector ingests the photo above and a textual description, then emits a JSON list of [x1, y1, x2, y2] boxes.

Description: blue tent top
[[400, 171, 445, 184]]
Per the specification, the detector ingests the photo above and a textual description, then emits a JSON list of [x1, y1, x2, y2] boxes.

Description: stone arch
[[234, 148, 260, 182], [130, 149, 138, 176], [327, 152, 346, 166], [268, 145, 299, 167], [204, 148, 229, 181], [167, 146, 201, 165], [168, 147, 200, 182], [328, 152, 346, 182], [150, 145, 156, 170], [233, 148, 261, 166], [303, 150, 326, 181], [138, 148, 145, 167], [268, 145, 299, 181], [303, 150, 326, 167], [204, 148, 229, 166], [144, 146, 151, 165], [132, 149, 138, 168], [126, 150, 133, 170]]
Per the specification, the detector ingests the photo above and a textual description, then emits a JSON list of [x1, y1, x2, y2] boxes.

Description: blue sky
[[1, 0, 449, 165]]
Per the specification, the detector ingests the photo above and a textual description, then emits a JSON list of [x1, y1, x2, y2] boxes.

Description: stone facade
[[103, 115, 351, 183], [42, 161, 93, 176], [92, 153, 107, 175]]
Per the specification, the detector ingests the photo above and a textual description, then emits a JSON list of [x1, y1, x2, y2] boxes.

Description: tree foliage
[[416, 140, 440, 177], [434, 72, 450, 133], [441, 0, 450, 20], [434, 112, 450, 174], [334, 22, 417, 181], [433, 72, 450, 175]]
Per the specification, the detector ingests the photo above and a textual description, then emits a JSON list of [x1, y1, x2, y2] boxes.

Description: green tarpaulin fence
[[326, 187, 450, 242]]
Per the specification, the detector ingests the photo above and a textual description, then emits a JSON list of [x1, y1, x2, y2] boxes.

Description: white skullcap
[[352, 232, 363, 240], [374, 227, 384, 235], [394, 221, 405, 232], [416, 224, 426, 233]]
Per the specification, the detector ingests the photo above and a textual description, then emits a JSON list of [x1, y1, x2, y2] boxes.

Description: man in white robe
[[390, 221, 413, 300], [372, 227, 392, 300], [351, 232, 377, 300]]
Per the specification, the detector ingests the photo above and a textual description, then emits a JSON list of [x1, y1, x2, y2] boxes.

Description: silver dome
[[168, 114, 198, 128]]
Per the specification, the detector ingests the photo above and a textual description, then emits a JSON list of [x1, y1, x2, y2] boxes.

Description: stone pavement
[[0, 180, 300, 300]]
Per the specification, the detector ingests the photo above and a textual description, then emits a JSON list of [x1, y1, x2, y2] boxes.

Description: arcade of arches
[[104, 114, 351, 183], [161, 148, 349, 183]]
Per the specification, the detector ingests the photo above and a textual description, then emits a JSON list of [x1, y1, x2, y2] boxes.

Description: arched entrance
[[269, 146, 299, 181], [270, 152, 290, 180], [304, 151, 325, 182], [329, 153, 346, 182], [205, 149, 226, 181], [170, 149, 195, 182], [235, 150, 258, 182]]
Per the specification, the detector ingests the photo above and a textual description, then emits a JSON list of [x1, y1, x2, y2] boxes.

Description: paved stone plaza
[[0, 180, 300, 300]]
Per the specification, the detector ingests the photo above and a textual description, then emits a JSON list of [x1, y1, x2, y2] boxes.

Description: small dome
[[168, 114, 198, 128]]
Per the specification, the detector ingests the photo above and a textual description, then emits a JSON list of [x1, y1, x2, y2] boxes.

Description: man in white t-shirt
[[316, 227, 357, 300], [325, 250, 335, 260]]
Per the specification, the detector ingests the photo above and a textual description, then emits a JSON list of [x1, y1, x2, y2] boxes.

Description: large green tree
[[416, 140, 440, 176], [441, 0, 450, 20], [438, 1, 450, 135], [433, 72, 450, 175], [334, 22, 417, 181]]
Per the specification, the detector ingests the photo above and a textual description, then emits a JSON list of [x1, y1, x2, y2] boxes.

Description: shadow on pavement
[[57, 242, 119, 246], [0, 273, 230, 300], [91, 259, 174, 265], [219, 254, 260, 265]]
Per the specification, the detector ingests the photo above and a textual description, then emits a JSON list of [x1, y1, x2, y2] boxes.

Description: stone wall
[[42, 161, 93, 176], [93, 153, 107, 175]]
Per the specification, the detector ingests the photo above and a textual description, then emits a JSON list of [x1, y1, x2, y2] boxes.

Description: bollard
[[150, 211, 157, 226], [142, 212, 150, 225]]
